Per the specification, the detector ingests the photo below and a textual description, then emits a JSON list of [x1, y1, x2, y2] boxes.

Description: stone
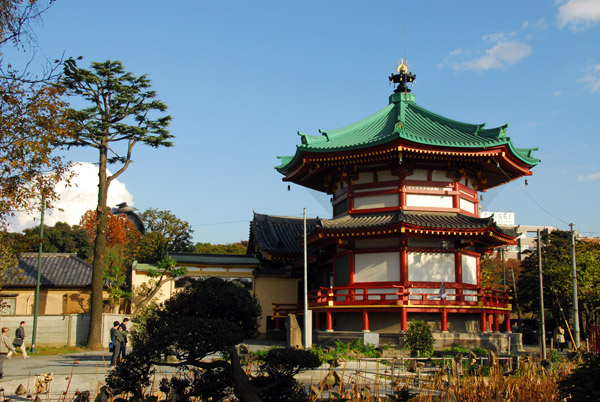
[[286, 314, 303, 349]]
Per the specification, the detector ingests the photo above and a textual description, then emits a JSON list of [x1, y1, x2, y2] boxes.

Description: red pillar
[[493, 313, 500, 332], [489, 314, 494, 332], [326, 311, 333, 332], [401, 308, 408, 331], [314, 311, 321, 330], [480, 312, 487, 332], [441, 309, 448, 332], [505, 314, 511, 332], [362, 310, 370, 332], [274, 318, 280, 330]]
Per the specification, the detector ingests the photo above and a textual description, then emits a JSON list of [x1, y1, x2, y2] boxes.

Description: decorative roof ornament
[[389, 58, 416, 93]]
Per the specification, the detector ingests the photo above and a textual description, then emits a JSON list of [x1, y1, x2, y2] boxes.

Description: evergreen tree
[[62, 59, 173, 348]]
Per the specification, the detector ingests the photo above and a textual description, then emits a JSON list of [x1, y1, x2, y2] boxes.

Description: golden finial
[[397, 58, 409, 73]]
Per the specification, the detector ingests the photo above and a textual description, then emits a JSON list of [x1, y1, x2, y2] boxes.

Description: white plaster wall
[[408, 238, 443, 248], [355, 252, 400, 282], [406, 194, 453, 208], [408, 169, 427, 180], [408, 253, 455, 282], [432, 170, 451, 182], [355, 238, 400, 249], [377, 170, 396, 182], [462, 254, 478, 285], [355, 186, 396, 193], [464, 289, 478, 302], [460, 198, 476, 214], [354, 194, 398, 209], [354, 171, 374, 184]]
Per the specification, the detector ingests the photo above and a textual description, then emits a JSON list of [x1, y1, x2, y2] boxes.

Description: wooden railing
[[272, 303, 303, 319]]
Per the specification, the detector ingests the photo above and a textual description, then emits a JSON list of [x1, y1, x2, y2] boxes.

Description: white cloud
[[578, 64, 600, 92], [557, 0, 600, 30], [451, 39, 532, 72], [554, 90, 563, 96], [578, 172, 600, 181], [7, 162, 134, 233]]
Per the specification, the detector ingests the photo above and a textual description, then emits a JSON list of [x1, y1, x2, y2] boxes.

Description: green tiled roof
[[277, 93, 539, 172]]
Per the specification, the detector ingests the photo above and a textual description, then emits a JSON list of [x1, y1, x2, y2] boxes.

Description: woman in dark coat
[[109, 321, 125, 367]]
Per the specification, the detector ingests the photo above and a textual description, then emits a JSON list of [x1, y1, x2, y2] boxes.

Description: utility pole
[[501, 247, 506, 290], [31, 195, 45, 354], [570, 223, 580, 349], [303, 208, 312, 349], [537, 229, 547, 359]]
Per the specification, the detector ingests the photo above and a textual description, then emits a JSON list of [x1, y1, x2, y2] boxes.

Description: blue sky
[[10, 0, 600, 242]]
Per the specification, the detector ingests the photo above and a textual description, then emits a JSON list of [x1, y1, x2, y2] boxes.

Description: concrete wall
[[313, 330, 523, 354], [0, 314, 128, 347]]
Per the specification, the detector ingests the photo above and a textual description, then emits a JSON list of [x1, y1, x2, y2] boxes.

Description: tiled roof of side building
[[319, 211, 518, 238], [4, 253, 93, 288], [250, 212, 320, 254], [277, 93, 539, 172]]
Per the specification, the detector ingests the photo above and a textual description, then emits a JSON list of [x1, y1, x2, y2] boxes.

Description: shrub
[[471, 346, 488, 354], [445, 343, 469, 354], [559, 353, 600, 401], [404, 321, 434, 356]]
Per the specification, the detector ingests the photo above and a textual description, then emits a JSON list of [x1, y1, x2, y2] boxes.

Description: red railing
[[307, 284, 510, 310]]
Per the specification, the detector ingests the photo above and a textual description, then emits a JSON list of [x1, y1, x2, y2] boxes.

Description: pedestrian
[[8, 321, 28, 359], [109, 321, 125, 367], [554, 325, 566, 352], [119, 318, 129, 359], [0, 327, 17, 379]]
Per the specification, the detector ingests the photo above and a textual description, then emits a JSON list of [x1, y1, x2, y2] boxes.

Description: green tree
[[194, 241, 248, 255], [62, 59, 173, 348], [404, 320, 434, 356], [517, 230, 600, 337], [107, 277, 319, 402], [139, 208, 194, 252], [131, 255, 187, 313], [22, 222, 93, 259]]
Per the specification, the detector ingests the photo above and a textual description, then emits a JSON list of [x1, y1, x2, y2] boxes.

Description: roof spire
[[389, 59, 416, 93]]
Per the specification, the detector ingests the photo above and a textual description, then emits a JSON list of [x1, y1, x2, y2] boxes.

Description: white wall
[[462, 254, 478, 285], [355, 252, 400, 282], [354, 194, 398, 209], [408, 253, 455, 282], [406, 194, 453, 208]]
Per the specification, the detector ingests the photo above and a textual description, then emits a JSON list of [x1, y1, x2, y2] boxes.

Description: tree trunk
[[228, 347, 262, 402], [86, 143, 110, 349]]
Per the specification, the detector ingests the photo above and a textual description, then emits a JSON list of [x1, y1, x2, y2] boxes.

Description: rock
[[286, 314, 303, 349], [15, 384, 26, 395]]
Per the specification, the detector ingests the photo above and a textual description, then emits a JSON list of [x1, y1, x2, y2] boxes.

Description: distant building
[[0, 253, 98, 315]]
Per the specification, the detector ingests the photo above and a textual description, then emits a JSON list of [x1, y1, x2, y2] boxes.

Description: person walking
[[0, 327, 17, 379], [119, 318, 129, 359], [8, 321, 28, 359], [109, 321, 125, 367], [554, 325, 566, 352]]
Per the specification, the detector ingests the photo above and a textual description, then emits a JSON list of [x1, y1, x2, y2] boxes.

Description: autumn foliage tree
[[79, 209, 140, 248], [0, 0, 74, 225]]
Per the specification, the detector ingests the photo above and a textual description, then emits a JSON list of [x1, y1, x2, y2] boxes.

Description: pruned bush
[[404, 320, 434, 356]]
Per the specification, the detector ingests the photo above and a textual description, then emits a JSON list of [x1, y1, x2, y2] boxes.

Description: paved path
[[0, 349, 414, 401]]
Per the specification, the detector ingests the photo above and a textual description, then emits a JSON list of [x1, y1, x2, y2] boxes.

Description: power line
[[491, 156, 570, 227]]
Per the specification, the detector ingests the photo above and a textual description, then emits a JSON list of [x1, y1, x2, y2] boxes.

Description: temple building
[[250, 62, 540, 339]]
